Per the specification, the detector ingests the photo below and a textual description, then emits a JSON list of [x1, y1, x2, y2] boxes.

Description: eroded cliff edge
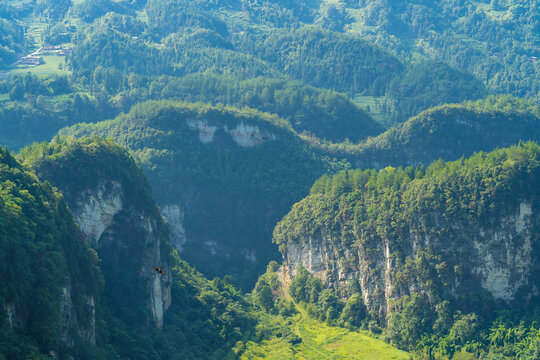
[[275, 143, 540, 323], [22, 138, 172, 329]]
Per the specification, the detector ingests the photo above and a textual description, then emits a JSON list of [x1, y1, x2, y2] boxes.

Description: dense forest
[[314, 96, 540, 168], [274, 143, 540, 359], [0, 0, 538, 358]]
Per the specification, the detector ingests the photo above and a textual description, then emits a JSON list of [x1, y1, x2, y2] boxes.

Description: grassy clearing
[[241, 305, 409, 360], [353, 95, 395, 125], [10, 56, 70, 76], [241, 269, 408, 360]]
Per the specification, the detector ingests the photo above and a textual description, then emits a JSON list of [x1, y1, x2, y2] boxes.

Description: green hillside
[[274, 143, 540, 358], [0, 147, 102, 358], [5, 137, 410, 359], [314, 96, 540, 168]]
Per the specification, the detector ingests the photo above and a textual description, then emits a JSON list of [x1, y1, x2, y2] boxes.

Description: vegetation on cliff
[[274, 142, 540, 358], [0, 147, 102, 358], [56, 101, 336, 288]]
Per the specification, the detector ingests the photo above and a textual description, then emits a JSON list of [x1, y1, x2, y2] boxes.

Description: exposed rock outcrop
[[25, 140, 173, 329], [71, 181, 172, 329], [284, 201, 538, 319], [161, 204, 187, 250], [277, 145, 540, 322], [186, 118, 277, 146]]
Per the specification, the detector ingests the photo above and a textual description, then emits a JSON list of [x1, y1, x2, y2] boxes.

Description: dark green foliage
[[117, 73, 384, 142], [72, 0, 135, 22], [236, 27, 404, 96], [0, 74, 115, 151], [342, 0, 539, 98], [314, 96, 540, 169], [387, 61, 487, 123], [0, 17, 25, 68], [387, 294, 435, 349], [58, 101, 335, 288], [16, 137, 258, 359], [289, 266, 322, 304], [0, 147, 102, 358], [20, 137, 157, 213], [340, 293, 367, 329], [275, 142, 540, 355], [35, 0, 72, 21], [147, 0, 229, 36]]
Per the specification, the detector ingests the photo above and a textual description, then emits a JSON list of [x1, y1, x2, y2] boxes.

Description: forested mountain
[[315, 96, 540, 168], [10, 138, 257, 359], [274, 143, 540, 358], [339, 0, 539, 98], [57, 101, 335, 288], [0, 0, 538, 358], [2, 138, 408, 359], [0, 146, 101, 358]]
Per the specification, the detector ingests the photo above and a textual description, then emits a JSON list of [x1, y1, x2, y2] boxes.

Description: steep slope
[[0, 147, 102, 358], [58, 101, 333, 288], [17, 137, 259, 359], [274, 142, 540, 351], [20, 137, 173, 330]]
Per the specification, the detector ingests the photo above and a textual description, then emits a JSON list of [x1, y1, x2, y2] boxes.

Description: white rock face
[[59, 285, 96, 346], [161, 204, 187, 250], [205, 240, 218, 255], [72, 180, 171, 330], [186, 119, 217, 143], [225, 122, 277, 147], [186, 118, 277, 146], [5, 303, 16, 328], [139, 218, 171, 330], [242, 249, 257, 263], [60, 286, 75, 346], [151, 275, 164, 328], [473, 202, 533, 301], [75, 181, 123, 246], [284, 201, 538, 321]]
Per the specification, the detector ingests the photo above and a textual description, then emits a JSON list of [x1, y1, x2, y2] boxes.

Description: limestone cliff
[[275, 144, 540, 322], [23, 138, 173, 329], [70, 179, 172, 328], [58, 101, 326, 288]]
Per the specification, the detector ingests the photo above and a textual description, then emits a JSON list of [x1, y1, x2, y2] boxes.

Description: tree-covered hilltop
[[312, 96, 540, 168], [56, 101, 337, 289], [0, 147, 102, 358], [273, 142, 540, 358], [340, 0, 539, 98], [66, 15, 487, 125], [235, 26, 404, 96]]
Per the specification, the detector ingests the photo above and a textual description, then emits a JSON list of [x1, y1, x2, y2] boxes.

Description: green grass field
[[241, 305, 409, 360], [10, 56, 70, 76]]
